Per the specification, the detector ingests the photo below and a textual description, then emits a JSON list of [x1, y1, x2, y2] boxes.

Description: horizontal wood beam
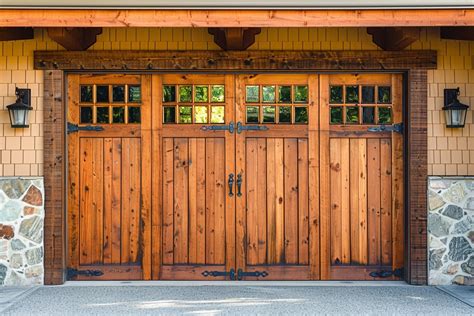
[[208, 28, 261, 50], [1, 9, 474, 27], [367, 27, 420, 51], [33, 50, 437, 71], [0, 27, 33, 41], [440, 26, 474, 40], [47, 27, 102, 50]]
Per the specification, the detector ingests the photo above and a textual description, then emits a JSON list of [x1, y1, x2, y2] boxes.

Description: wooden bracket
[[0, 28, 34, 41], [208, 28, 261, 51], [367, 27, 420, 51], [47, 27, 102, 51], [440, 27, 474, 41]]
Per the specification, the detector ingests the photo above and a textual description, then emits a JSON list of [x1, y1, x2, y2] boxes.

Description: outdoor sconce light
[[7, 87, 32, 128], [443, 88, 469, 128]]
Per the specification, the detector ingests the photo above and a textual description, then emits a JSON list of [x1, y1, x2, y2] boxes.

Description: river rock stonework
[[0, 177, 44, 286], [428, 177, 474, 285]]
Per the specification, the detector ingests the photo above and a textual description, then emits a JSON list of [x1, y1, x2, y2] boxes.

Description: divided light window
[[79, 84, 142, 124]]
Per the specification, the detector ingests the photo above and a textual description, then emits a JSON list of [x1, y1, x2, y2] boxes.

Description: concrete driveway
[[1, 282, 472, 315]]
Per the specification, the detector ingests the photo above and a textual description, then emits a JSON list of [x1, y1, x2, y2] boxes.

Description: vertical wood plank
[[298, 138, 309, 265], [173, 138, 189, 264], [266, 138, 277, 264], [79, 138, 92, 265], [205, 138, 216, 264], [349, 139, 360, 265], [120, 138, 131, 264], [367, 138, 381, 265], [162, 138, 174, 265], [214, 138, 226, 265], [275, 138, 285, 264], [329, 138, 342, 265], [381, 138, 392, 265], [111, 138, 122, 264], [103, 138, 113, 265], [340, 138, 350, 264], [257, 138, 267, 265], [128, 138, 141, 263], [246, 138, 258, 265], [358, 139, 368, 265], [284, 138, 298, 264]]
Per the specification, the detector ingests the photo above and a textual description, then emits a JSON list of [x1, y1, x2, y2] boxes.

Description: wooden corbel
[[0, 28, 34, 41], [367, 27, 420, 51], [208, 27, 261, 51], [47, 27, 102, 51]]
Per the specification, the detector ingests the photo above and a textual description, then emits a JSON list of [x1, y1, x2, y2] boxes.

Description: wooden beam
[[440, 26, 474, 40], [34, 50, 437, 71], [1, 9, 474, 27], [47, 27, 102, 51], [367, 27, 420, 51], [208, 28, 261, 50], [0, 27, 33, 41]]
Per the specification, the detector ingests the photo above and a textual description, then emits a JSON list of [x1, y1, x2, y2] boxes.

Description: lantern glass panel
[[445, 108, 467, 127], [10, 108, 28, 127]]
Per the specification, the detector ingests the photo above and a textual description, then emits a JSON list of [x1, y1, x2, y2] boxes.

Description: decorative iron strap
[[67, 268, 104, 279], [201, 269, 236, 280], [369, 268, 404, 278], [67, 122, 105, 134], [367, 122, 403, 134], [200, 121, 235, 133], [237, 121, 269, 134], [237, 268, 269, 280]]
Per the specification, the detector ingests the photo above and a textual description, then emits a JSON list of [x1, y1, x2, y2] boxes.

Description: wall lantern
[[7, 88, 32, 128], [443, 88, 469, 128]]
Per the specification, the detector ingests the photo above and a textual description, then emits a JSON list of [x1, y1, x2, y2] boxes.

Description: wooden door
[[155, 74, 236, 280], [235, 74, 320, 280], [67, 74, 152, 280], [319, 74, 404, 280]]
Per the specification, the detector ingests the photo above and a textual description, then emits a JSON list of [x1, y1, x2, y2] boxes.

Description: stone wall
[[428, 177, 474, 285], [0, 177, 44, 285]]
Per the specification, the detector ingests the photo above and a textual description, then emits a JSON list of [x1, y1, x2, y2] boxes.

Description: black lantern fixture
[[443, 88, 470, 128], [7, 88, 32, 128]]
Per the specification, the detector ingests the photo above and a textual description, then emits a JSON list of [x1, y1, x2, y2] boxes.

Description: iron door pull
[[67, 122, 105, 134], [228, 173, 235, 197], [201, 121, 235, 133], [236, 173, 242, 197], [237, 121, 269, 134]]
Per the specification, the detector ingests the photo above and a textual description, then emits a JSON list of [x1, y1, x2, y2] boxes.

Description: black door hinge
[[201, 269, 236, 280], [367, 122, 403, 134], [67, 122, 105, 134], [236, 269, 269, 280], [369, 268, 404, 278], [67, 268, 104, 279]]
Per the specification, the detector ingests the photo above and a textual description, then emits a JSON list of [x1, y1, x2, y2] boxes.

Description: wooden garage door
[[67, 74, 152, 280], [319, 74, 404, 280]]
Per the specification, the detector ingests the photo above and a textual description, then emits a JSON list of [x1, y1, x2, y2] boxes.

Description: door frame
[[38, 50, 436, 285]]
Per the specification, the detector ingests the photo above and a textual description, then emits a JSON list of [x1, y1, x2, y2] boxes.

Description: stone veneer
[[0, 177, 44, 286], [428, 177, 474, 285]]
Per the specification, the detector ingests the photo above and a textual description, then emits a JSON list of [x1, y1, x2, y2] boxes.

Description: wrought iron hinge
[[67, 268, 104, 279], [67, 122, 105, 134], [200, 121, 235, 133], [367, 122, 403, 134], [201, 269, 236, 280], [236, 268, 269, 280], [237, 121, 269, 134], [369, 268, 404, 279]]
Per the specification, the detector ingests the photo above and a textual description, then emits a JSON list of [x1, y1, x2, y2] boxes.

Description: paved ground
[[1, 283, 473, 315]]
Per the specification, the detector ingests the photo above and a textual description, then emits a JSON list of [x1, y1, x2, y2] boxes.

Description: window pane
[[362, 107, 375, 124], [195, 106, 208, 123], [195, 85, 209, 102], [179, 86, 192, 103], [330, 107, 343, 124], [246, 85, 259, 103], [96, 85, 109, 103], [80, 85, 93, 103], [163, 106, 176, 124], [128, 107, 141, 124], [128, 85, 141, 103], [163, 85, 176, 102], [80, 107, 92, 123], [279, 106, 291, 123], [179, 106, 193, 123], [346, 85, 359, 104], [378, 86, 391, 104], [211, 85, 225, 103], [294, 85, 308, 103], [263, 106, 275, 123], [97, 107, 109, 124], [278, 86, 291, 103], [112, 85, 125, 103], [378, 107, 392, 124], [211, 106, 225, 123], [362, 86, 375, 104], [246, 106, 259, 123], [112, 107, 125, 124], [330, 86, 343, 104], [346, 106, 359, 124], [295, 107, 308, 124], [262, 85, 276, 103]]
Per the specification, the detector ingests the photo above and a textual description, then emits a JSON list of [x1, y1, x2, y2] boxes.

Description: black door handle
[[228, 173, 234, 197], [236, 121, 269, 134], [236, 173, 242, 197]]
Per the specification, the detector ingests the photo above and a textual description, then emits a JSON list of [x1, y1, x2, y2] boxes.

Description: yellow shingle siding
[[0, 27, 472, 176]]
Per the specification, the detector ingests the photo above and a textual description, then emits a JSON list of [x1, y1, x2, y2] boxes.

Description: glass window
[[80, 107, 93, 124], [97, 107, 110, 124], [163, 106, 176, 124], [346, 107, 359, 124], [195, 106, 208, 123], [279, 106, 291, 123], [211, 85, 225, 103], [246, 106, 259, 123], [378, 86, 391, 104], [128, 85, 141, 103], [96, 85, 109, 103], [179, 86, 192, 103], [345, 85, 359, 104], [195, 85, 209, 102], [362, 86, 375, 104], [262, 86, 276, 103], [246, 86, 259, 103], [112, 107, 125, 124], [330, 107, 343, 124], [112, 85, 125, 103], [295, 107, 308, 124], [128, 107, 141, 124], [329, 86, 343, 104], [80, 85, 93, 103], [263, 106, 276, 123], [210, 106, 225, 123], [179, 106, 193, 123], [294, 86, 308, 103], [278, 86, 291, 103], [163, 85, 176, 103]]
